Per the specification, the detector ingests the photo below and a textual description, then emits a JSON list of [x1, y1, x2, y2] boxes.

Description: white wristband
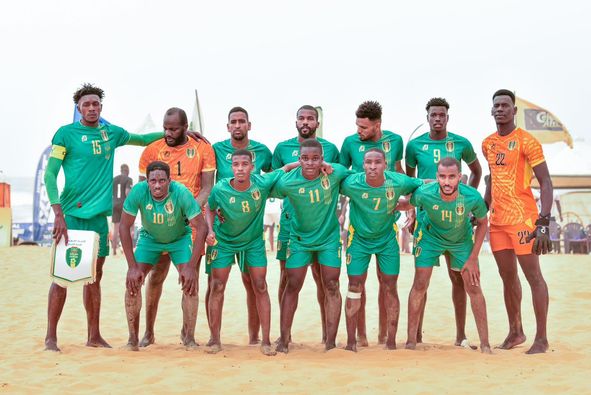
[[347, 291, 362, 300]]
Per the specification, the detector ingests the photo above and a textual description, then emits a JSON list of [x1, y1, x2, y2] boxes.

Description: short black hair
[[146, 161, 171, 179], [437, 157, 460, 172], [296, 105, 319, 120], [165, 107, 188, 125], [364, 148, 386, 160], [228, 106, 249, 121], [493, 89, 515, 104], [425, 97, 449, 112], [231, 149, 253, 161], [300, 138, 323, 153], [356, 101, 382, 121], [73, 83, 104, 104]]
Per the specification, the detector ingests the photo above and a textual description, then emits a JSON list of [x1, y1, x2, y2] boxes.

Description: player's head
[[231, 149, 254, 182], [296, 105, 319, 139], [163, 107, 188, 147], [363, 148, 386, 180], [227, 107, 251, 141], [355, 101, 382, 141], [120, 164, 129, 176], [426, 97, 449, 134], [491, 89, 517, 126], [73, 83, 104, 127], [299, 139, 323, 179], [436, 157, 461, 196], [146, 161, 171, 200]]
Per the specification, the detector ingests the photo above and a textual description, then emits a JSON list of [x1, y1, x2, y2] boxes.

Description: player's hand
[[338, 213, 345, 227], [52, 213, 69, 245], [320, 162, 334, 176], [526, 217, 552, 255], [404, 209, 416, 233], [216, 209, 226, 224], [206, 232, 216, 246], [126, 266, 145, 296], [187, 130, 210, 145], [461, 257, 480, 287], [179, 265, 197, 296]]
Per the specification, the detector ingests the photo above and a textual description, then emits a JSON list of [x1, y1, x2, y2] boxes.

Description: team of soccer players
[[45, 84, 552, 356]]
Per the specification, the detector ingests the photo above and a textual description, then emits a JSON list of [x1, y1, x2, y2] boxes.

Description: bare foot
[[205, 343, 222, 354], [526, 340, 549, 354], [44, 339, 61, 352], [481, 344, 493, 354], [87, 336, 112, 348], [275, 341, 289, 354], [416, 332, 423, 344], [377, 334, 386, 345], [356, 335, 369, 347], [496, 333, 526, 350], [206, 338, 215, 347], [456, 338, 478, 350], [385, 339, 396, 350], [345, 343, 357, 352], [184, 339, 199, 349], [405, 341, 416, 350], [325, 342, 336, 351], [274, 335, 292, 345], [260, 344, 277, 356], [124, 342, 139, 352], [140, 332, 155, 348], [249, 338, 261, 346]]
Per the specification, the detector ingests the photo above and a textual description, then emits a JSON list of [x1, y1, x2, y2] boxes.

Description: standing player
[[111, 164, 133, 255], [339, 100, 404, 346], [211, 107, 272, 345], [137, 107, 215, 348], [273, 139, 350, 353], [272, 105, 340, 344], [405, 97, 482, 347], [341, 149, 422, 352], [44, 83, 166, 351], [483, 89, 552, 354], [405, 158, 491, 353], [120, 161, 207, 351]]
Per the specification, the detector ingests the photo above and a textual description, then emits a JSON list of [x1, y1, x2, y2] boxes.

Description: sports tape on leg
[[347, 291, 362, 300]]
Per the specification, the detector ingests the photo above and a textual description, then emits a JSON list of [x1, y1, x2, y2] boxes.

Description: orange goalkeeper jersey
[[139, 138, 216, 198], [482, 128, 545, 226]]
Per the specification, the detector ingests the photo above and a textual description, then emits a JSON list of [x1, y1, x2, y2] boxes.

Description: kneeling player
[[405, 158, 491, 353], [205, 150, 297, 356], [341, 149, 423, 351], [120, 161, 206, 351]]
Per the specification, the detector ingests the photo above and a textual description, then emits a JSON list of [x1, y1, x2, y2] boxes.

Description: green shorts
[[276, 215, 291, 261], [65, 215, 109, 258], [206, 238, 267, 274], [413, 230, 473, 271], [286, 242, 342, 269], [135, 233, 192, 265], [346, 232, 400, 276]]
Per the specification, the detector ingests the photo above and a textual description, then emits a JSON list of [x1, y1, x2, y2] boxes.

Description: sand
[[0, 246, 589, 394]]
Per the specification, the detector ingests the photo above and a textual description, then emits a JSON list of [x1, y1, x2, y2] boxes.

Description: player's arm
[[526, 162, 554, 254], [466, 158, 483, 189], [484, 171, 491, 210], [44, 151, 68, 244], [462, 215, 488, 287], [119, 211, 143, 296], [196, 171, 215, 206], [205, 204, 216, 246], [181, 213, 207, 296], [126, 132, 164, 146], [395, 160, 404, 174]]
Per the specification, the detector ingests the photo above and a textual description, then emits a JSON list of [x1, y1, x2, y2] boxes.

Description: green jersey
[[212, 139, 272, 181], [272, 164, 350, 250], [51, 121, 130, 218], [209, 170, 283, 248], [410, 182, 487, 244], [341, 172, 423, 240], [339, 130, 404, 172], [405, 132, 477, 179], [123, 181, 201, 244]]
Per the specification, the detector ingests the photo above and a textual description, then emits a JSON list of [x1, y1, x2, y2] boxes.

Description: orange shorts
[[489, 217, 536, 256]]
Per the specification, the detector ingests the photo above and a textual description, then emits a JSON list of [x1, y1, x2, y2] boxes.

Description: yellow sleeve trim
[[50, 145, 66, 160], [202, 168, 216, 172], [530, 158, 545, 168]]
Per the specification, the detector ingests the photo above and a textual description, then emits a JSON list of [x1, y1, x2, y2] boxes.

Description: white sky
[[1, 0, 590, 181]]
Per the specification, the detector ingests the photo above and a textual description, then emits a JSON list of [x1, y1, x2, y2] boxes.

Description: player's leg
[[318, 255, 342, 351], [406, 267, 433, 349], [241, 270, 261, 345], [345, 273, 366, 352], [207, 266, 232, 353], [444, 252, 468, 346], [344, 239, 370, 350], [140, 254, 171, 347], [268, 223, 275, 251], [517, 253, 549, 354], [376, 245, 401, 350], [125, 263, 153, 351], [376, 269, 387, 345], [248, 266, 276, 356], [311, 260, 327, 344], [180, 225, 205, 347], [355, 284, 369, 347], [460, 266, 491, 353], [45, 283, 67, 351]]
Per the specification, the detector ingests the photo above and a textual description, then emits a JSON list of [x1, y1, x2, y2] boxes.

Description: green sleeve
[[472, 195, 488, 219], [126, 131, 165, 146], [394, 134, 404, 162], [261, 146, 273, 172], [462, 139, 478, 165], [333, 163, 353, 182], [327, 143, 340, 163], [271, 146, 284, 170], [269, 177, 286, 199], [339, 139, 351, 168], [207, 187, 218, 211], [405, 140, 417, 168], [339, 176, 352, 197], [409, 188, 421, 207], [180, 186, 202, 220], [122, 185, 140, 216], [261, 169, 285, 191], [400, 174, 424, 195], [44, 156, 62, 205]]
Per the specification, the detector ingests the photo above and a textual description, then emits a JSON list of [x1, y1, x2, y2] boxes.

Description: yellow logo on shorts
[[382, 141, 391, 153], [446, 141, 455, 153], [165, 200, 174, 214], [209, 249, 218, 263], [186, 148, 196, 158], [346, 254, 351, 265], [386, 187, 395, 200], [252, 189, 261, 201], [321, 176, 331, 190], [359, 145, 366, 152], [414, 246, 422, 257], [347, 225, 355, 247]]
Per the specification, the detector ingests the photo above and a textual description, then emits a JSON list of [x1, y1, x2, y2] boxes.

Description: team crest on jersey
[[226, 153, 232, 160], [382, 141, 391, 153], [362, 192, 368, 199], [146, 203, 153, 210], [251, 151, 257, 162], [186, 148, 196, 158], [358, 145, 366, 152], [163, 151, 171, 158], [101, 130, 109, 141], [422, 144, 429, 151], [298, 188, 305, 194], [386, 187, 395, 200], [277, 241, 282, 251], [164, 199, 174, 214], [508, 141, 517, 151], [432, 205, 439, 210], [81, 135, 88, 142], [251, 189, 261, 201], [292, 150, 299, 157], [320, 176, 331, 190], [446, 141, 455, 153], [229, 197, 236, 204], [455, 203, 465, 216], [346, 254, 352, 265]]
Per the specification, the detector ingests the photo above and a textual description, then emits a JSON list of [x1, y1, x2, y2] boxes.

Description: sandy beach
[[0, 246, 589, 394]]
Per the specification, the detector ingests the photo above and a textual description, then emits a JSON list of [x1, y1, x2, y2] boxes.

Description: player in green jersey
[[339, 101, 405, 346], [43, 84, 172, 352], [210, 107, 273, 346], [341, 149, 423, 352], [120, 161, 206, 351], [272, 105, 340, 344], [205, 150, 298, 356], [273, 139, 350, 353], [404, 97, 483, 347], [405, 158, 491, 353]]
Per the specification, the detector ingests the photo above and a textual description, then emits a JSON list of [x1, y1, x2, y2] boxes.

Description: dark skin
[[404, 104, 482, 346], [485, 94, 551, 354], [138, 112, 214, 348], [405, 164, 491, 353], [276, 146, 342, 353]]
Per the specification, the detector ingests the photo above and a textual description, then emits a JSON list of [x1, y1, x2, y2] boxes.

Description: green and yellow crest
[[66, 247, 82, 268]]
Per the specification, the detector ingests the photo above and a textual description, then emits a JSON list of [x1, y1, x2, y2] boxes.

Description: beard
[[166, 133, 186, 147], [439, 184, 458, 196]]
